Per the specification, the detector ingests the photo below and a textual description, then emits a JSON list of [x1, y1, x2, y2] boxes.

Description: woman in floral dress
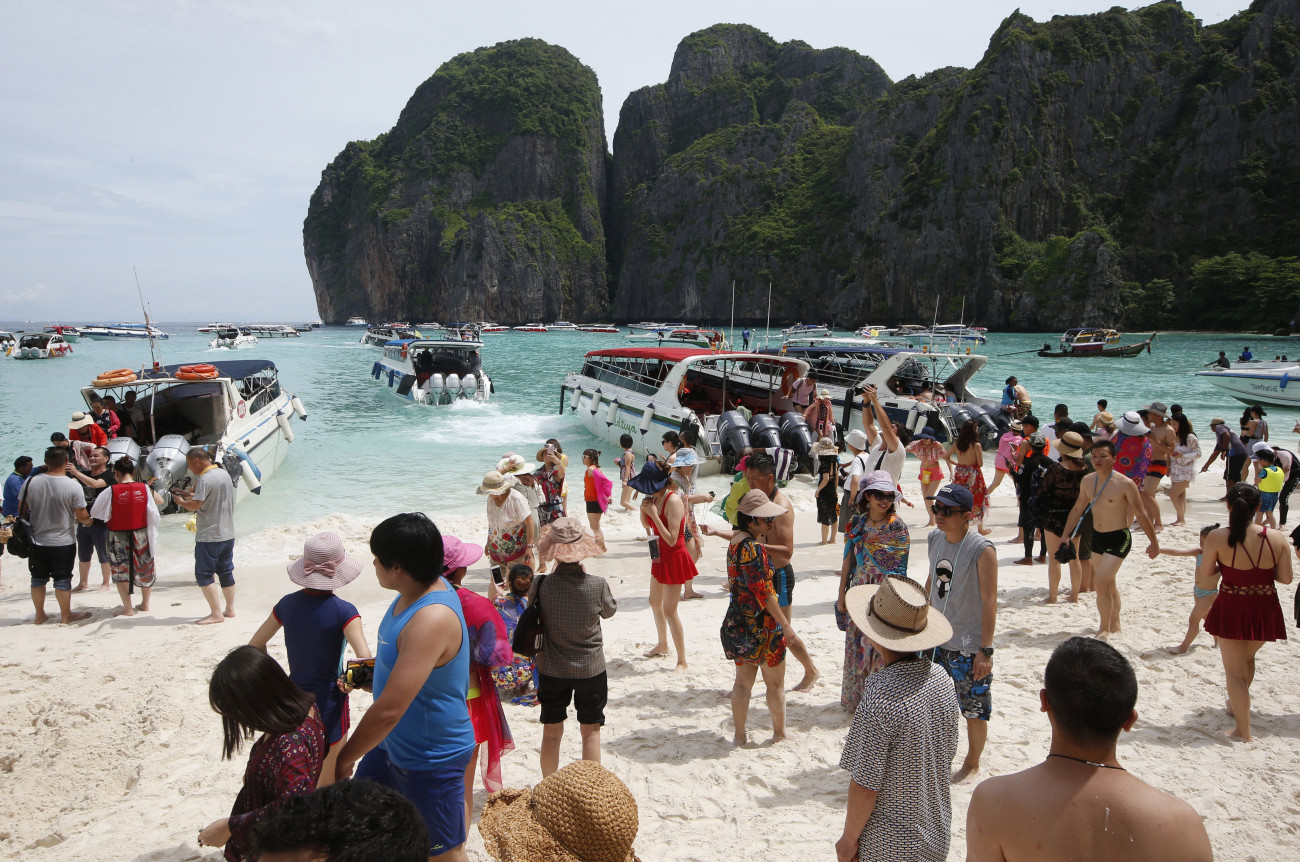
[[945, 419, 991, 534], [718, 489, 802, 744], [835, 470, 910, 710], [1169, 412, 1201, 526], [906, 427, 947, 527]]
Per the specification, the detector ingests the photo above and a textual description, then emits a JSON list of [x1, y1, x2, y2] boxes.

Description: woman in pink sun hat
[[249, 532, 372, 789]]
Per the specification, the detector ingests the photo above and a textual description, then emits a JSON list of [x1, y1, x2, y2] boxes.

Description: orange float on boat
[[175, 364, 219, 380]]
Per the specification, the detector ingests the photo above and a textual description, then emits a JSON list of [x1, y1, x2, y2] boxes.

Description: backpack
[[1023, 460, 1051, 518]]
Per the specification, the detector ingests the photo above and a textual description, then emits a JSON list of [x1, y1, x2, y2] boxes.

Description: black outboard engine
[[778, 412, 816, 475], [973, 409, 1000, 448], [979, 403, 1011, 433], [717, 411, 752, 474], [749, 413, 782, 450]]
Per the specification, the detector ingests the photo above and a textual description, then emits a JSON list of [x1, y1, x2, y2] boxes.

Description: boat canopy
[[142, 359, 278, 380], [587, 347, 719, 362]]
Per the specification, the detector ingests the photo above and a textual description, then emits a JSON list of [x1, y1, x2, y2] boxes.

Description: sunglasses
[[930, 504, 966, 517]]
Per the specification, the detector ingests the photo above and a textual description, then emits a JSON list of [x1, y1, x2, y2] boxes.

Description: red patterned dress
[[649, 495, 698, 585], [223, 712, 326, 861]]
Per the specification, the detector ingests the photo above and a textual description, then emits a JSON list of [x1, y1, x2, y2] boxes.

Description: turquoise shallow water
[[2, 324, 1295, 534]]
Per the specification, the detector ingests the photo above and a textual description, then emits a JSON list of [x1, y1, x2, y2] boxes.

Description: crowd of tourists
[[3, 377, 1297, 862]]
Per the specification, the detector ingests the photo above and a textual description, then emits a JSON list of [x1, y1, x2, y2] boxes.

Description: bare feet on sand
[[34, 612, 48, 625], [1095, 630, 1111, 642], [643, 646, 670, 658], [1165, 644, 1189, 655], [135, 603, 150, 612], [62, 611, 91, 624], [791, 669, 820, 692], [682, 590, 703, 600], [223, 609, 236, 618], [195, 614, 225, 625], [99, 582, 111, 591], [114, 606, 136, 617], [1005, 535, 1023, 544], [1013, 557, 1034, 566], [951, 761, 980, 783], [1225, 728, 1251, 743], [71, 583, 88, 593], [672, 662, 688, 674]]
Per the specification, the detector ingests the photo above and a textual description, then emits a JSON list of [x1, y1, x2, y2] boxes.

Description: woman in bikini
[[1198, 483, 1292, 741]]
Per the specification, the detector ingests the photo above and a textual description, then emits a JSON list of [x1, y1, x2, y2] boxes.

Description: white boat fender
[[569, 387, 583, 411], [588, 390, 602, 416], [461, 373, 477, 394], [276, 411, 295, 443], [605, 398, 620, 426], [229, 445, 263, 495], [291, 396, 307, 420], [638, 403, 655, 435]]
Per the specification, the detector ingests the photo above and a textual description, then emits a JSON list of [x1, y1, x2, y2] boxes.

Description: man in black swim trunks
[[1062, 439, 1159, 641]]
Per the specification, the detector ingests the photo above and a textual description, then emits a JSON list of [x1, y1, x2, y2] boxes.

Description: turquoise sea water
[[2, 324, 1295, 535]]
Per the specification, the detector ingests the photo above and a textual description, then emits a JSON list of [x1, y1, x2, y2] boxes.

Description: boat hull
[[1197, 367, 1300, 408]]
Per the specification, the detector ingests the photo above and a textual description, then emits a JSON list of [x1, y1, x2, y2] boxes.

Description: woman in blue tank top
[[336, 514, 476, 860]]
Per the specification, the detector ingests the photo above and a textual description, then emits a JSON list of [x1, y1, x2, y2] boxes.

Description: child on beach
[[616, 433, 637, 511], [1161, 524, 1221, 654], [248, 532, 371, 788], [1254, 448, 1284, 528], [987, 422, 1024, 497], [492, 563, 539, 706], [582, 449, 613, 552], [813, 437, 840, 544]]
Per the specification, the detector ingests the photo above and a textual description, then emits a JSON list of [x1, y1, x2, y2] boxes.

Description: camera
[[343, 658, 375, 691], [1054, 543, 1077, 564]]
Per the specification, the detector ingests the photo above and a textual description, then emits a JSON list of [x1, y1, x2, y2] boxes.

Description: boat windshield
[[20, 335, 51, 348], [410, 345, 482, 378], [581, 355, 674, 396]]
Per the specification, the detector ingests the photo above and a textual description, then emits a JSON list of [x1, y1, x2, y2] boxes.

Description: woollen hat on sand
[[286, 532, 362, 590], [537, 517, 604, 565], [479, 760, 640, 862], [845, 576, 952, 652]]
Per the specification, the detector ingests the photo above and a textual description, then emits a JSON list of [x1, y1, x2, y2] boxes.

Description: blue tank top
[[374, 583, 475, 769]]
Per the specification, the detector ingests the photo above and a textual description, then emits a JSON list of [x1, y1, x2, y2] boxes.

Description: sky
[[0, 0, 1250, 322]]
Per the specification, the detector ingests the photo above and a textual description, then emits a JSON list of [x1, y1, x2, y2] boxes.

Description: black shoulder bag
[[4, 479, 35, 559], [511, 574, 547, 658]]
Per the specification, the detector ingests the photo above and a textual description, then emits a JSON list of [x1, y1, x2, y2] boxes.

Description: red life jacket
[[107, 482, 149, 532]]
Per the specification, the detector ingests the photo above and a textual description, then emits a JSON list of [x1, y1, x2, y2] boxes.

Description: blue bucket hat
[[628, 461, 670, 495]]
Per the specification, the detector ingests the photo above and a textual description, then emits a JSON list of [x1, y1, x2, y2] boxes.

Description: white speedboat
[[81, 359, 306, 512], [479, 322, 509, 333], [781, 323, 832, 338], [855, 324, 897, 337], [346, 317, 368, 326], [561, 347, 823, 475], [577, 324, 620, 333], [81, 324, 170, 340], [627, 321, 687, 331], [43, 325, 80, 342], [197, 322, 236, 333], [371, 337, 491, 405], [245, 324, 301, 338], [1196, 362, 1300, 408], [209, 327, 259, 350], [638, 328, 728, 349], [362, 324, 422, 346], [909, 324, 987, 344], [547, 321, 578, 330], [12, 332, 73, 359], [513, 323, 549, 332]]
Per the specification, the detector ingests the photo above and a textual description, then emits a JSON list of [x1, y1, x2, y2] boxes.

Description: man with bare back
[[1141, 402, 1176, 531], [966, 637, 1212, 862], [1062, 439, 1159, 640], [742, 453, 820, 692]]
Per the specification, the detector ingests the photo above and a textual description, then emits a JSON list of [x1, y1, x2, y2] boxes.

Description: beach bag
[[4, 517, 31, 559], [511, 575, 547, 657]]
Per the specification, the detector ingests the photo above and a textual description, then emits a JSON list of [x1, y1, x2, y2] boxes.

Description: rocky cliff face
[[307, 2, 1300, 330], [304, 39, 608, 325]]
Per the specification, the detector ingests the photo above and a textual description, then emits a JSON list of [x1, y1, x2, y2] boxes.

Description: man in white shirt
[[838, 429, 870, 537]]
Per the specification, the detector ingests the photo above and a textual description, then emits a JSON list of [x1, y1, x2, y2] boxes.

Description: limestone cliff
[[307, 3, 1300, 331], [304, 39, 608, 325]]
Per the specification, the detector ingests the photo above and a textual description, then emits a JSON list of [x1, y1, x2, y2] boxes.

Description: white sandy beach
[[1, 467, 1298, 861]]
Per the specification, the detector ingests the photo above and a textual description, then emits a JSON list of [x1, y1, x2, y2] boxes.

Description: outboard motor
[[749, 413, 782, 450], [717, 411, 752, 473], [461, 373, 477, 397], [778, 412, 816, 475], [979, 403, 1011, 433], [973, 409, 1000, 448], [145, 434, 192, 513], [445, 374, 461, 398], [105, 437, 141, 468], [945, 403, 974, 432]]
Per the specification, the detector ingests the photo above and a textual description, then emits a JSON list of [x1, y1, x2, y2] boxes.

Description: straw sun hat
[[845, 576, 952, 652], [286, 532, 362, 590], [477, 470, 519, 496], [537, 517, 604, 565], [479, 760, 640, 862], [811, 436, 838, 457]]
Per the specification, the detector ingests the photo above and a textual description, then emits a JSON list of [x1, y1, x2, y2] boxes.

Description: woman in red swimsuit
[[630, 461, 697, 671], [1199, 483, 1293, 741]]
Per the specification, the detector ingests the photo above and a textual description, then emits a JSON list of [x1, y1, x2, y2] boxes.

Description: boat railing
[[580, 357, 667, 397]]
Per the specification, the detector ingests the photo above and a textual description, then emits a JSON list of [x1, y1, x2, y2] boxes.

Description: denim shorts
[[29, 543, 76, 590], [194, 539, 235, 587], [355, 746, 472, 856]]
